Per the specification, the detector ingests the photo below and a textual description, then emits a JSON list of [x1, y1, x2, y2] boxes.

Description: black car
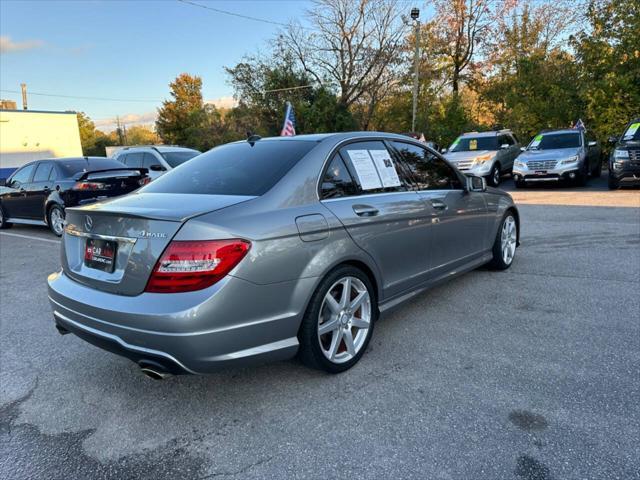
[[0, 157, 149, 236], [608, 118, 640, 189]]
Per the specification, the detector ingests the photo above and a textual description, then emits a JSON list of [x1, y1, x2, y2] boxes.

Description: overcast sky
[[0, 0, 312, 130]]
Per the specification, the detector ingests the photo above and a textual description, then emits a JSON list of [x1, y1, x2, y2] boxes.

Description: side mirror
[[588, 141, 597, 147], [520, 146, 526, 151], [0, 178, 6, 187], [607, 136, 618, 145], [500, 143, 510, 150], [149, 164, 166, 172], [466, 175, 486, 192], [441, 148, 448, 154]]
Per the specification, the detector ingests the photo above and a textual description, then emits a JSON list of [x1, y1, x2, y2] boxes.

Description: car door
[[26, 161, 55, 219], [2, 163, 36, 218], [390, 141, 489, 278], [320, 140, 435, 299]]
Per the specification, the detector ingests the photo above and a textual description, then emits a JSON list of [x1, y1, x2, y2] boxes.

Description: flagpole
[[281, 102, 291, 136]]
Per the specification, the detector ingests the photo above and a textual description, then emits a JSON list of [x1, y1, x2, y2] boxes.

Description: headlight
[[614, 149, 629, 160], [475, 153, 493, 164], [560, 155, 579, 165], [514, 160, 526, 168]]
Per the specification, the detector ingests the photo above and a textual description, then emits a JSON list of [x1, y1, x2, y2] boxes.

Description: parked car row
[[441, 118, 640, 190]]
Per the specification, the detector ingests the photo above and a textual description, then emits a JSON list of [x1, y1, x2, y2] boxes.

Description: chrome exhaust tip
[[140, 367, 171, 380]]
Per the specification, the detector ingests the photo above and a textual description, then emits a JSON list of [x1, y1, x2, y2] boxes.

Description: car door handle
[[352, 205, 379, 217], [431, 199, 447, 211]]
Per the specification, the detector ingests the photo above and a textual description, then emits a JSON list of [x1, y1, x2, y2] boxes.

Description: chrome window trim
[[65, 227, 137, 244]]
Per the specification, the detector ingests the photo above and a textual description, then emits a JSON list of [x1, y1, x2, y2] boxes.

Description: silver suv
[[113, 146, 201, 181], [443, 130, 521, 186]]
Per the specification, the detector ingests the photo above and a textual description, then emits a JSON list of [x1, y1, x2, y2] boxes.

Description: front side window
[[33, 162, 54, 182], [124, 152, 144, 168], [449, 136, 499, 152], [160, 150, 200, 168], [9, 164, 35, 186], [528, 133, 581, 150], [143, 153, 160, 169], [392, 142, 462, 191], [321, 154, 359, 199], [338, 141, 412, 194], [142, 140, 315, 196]]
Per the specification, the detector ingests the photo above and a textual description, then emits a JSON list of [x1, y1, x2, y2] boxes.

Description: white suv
[[113, 146, 201, 181]]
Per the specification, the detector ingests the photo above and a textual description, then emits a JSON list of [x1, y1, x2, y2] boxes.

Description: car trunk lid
[[61, 193, 255, 295]]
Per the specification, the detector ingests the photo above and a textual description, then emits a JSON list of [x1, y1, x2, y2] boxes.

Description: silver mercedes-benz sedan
[[48, 132, 519, 377]]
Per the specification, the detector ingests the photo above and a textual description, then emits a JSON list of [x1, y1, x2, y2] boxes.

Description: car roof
[[459, 130, 511, 138], [117, 146, 199, 153], [539, 129, 581, 135], [228, 131, 429, 145]]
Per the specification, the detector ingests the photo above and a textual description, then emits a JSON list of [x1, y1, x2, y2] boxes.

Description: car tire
[[298, 265, 377, 373], [0, 204, 12, 229], [488, 212, 517, 270], [487, 164, 501, 187], [47, 204, 65, 237], [608, 175, 619, 190]]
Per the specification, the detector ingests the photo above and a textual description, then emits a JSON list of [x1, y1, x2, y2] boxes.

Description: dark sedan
[[0, 157, 149, 236]]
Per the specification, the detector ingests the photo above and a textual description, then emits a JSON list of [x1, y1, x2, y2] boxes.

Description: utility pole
[[410, 7, 420, 134], [20, 83, 28, 110], [116, 116, 125, 145]]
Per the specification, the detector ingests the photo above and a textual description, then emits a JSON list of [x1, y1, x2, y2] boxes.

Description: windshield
[[528, 133, 581, 150], [621, 120, 640, 141], [160, 150, 201, 168], [58, 158, 131, 176], [142, 140, 316, 196], [449, 136, 498, 152]]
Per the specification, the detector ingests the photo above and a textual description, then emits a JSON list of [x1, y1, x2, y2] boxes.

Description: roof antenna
[[246, 130, 261, 146]]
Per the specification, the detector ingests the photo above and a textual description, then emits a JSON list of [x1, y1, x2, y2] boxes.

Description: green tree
[[126, 125, 160, 145], [76, 112, 116, 156]]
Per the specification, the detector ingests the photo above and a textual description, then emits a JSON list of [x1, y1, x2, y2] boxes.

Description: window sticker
[[530, 134, 543, 147], [469, 139, 478, 150], [369, 150, 401, 188], [347, 150, 382, 190], [624, 122, 640, 139]]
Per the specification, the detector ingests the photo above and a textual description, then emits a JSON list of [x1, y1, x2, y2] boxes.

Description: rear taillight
[[73, 181, 107, 191], [145, 239, 251, 293], [139, 176, 151, 186]]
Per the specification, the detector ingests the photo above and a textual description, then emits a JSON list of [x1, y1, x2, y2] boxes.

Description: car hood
[[519, 147, 581, 161], [445, 150, 496, 163]]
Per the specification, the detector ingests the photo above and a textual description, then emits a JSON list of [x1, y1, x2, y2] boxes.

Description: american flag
[[573, 118, 586, 131], [280, 102, 296, 136]]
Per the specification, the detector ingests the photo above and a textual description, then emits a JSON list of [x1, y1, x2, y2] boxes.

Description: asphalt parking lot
[[1, 177, 639, 480]]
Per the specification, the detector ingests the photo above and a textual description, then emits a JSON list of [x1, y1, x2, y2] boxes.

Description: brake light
[[73, 181, 107, 191], [139, 176, 151, 186], [145, 239, 251, 293]]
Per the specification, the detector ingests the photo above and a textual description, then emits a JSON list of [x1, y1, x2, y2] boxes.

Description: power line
[[0, 89, 161, 103], [176, 0, 290, 28]]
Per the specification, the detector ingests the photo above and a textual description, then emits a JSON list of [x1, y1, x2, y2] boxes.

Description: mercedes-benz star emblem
[[84, 215, 93, 231]]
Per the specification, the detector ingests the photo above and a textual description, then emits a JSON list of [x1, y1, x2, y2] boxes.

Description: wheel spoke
[[328, 329, 342, 360], [349, 291, 367, 312], [342, 329, 356, 356], [325, 295, 341, 315], [351, 317, 369, 329], [318, 317, 339, 336], [339, 277, 351, 308]]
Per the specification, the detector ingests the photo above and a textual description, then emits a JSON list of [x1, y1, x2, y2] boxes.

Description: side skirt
[[5, 217, 47, 226]]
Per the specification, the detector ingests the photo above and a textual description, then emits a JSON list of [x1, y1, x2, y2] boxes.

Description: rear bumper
[[48, 270, 316, 374]]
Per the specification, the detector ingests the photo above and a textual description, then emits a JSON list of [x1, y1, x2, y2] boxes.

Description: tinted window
[[57, 158, 132, 176], [338, 141, 411, 194], [449, 136, 498, 152], [10, 164, 35, 185], [33, 162, 54, 182], [142, 140, 315, 196], [392, 142, 462, 190], [529, 133, 581, 150], [123, 152, 143, 168], [321, 154, 359, 199], [143, 153, 160, 169], [499, 134, 514, 146], [160, 150, 200, 168]]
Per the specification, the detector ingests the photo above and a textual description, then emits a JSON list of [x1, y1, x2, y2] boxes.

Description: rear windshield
[[141, 140, 316, 196], [449, 136, 498, 152], [528, 133, 581, 150], [57, 158, 132, 176], [160, 150, 200, 167]]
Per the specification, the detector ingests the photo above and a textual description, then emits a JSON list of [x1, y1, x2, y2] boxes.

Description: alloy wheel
[[317, 276, 371, 364], [501, 216, 517, 265], [493, 166, 500, 186], [50, 208, 65, 235]]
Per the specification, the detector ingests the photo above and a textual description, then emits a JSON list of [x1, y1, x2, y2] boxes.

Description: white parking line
[[0, 232, 61, 245]]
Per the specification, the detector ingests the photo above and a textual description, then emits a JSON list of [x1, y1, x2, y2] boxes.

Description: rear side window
[[321, 154, 359, 199], [392, 142, 463, 190], [33, 162, 54, 182], [338, 141, 412, 194], [142, 140, 315, 196]]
